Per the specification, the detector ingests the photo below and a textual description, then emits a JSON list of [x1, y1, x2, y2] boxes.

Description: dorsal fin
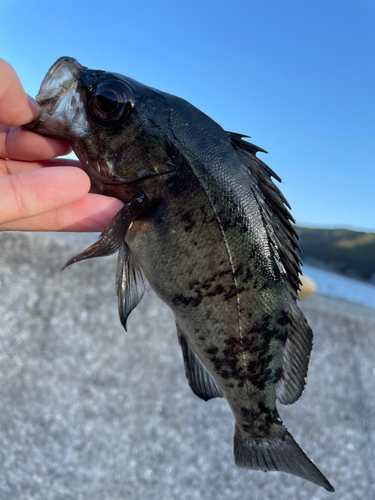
[[176, 325, 223, 401], [227, 132, 268, 156], [276, 300, 313, 404], [228, 132, 312, 404], [228, 132, 302, 292]]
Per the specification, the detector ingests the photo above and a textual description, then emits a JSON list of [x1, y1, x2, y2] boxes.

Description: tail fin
[[234, 425, 334, 492]]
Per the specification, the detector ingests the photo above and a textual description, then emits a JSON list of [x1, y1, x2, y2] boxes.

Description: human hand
[[0, 59, 123, 232]]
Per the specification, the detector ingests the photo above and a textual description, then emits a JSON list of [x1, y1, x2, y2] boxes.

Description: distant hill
[[295, 227, 375, 284]]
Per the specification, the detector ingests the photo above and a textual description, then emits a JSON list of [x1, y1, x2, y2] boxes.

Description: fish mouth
[[26, 57, 85, 134], [26, 58, 175, 186], [35, 57, 83, 115]]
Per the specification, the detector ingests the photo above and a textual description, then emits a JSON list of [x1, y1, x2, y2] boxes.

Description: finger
[[0, 59, 40, 127], [0, 193, 124, 232], [0, 167, 91, 225], [0, 125, 71, 161], [0, 157, 82, 176]]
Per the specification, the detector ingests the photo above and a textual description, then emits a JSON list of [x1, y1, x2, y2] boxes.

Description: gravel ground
[[0, 231, 375, 500]]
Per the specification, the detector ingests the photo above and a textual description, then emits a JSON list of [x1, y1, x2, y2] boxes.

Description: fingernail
[[27, 94, 40, 112]]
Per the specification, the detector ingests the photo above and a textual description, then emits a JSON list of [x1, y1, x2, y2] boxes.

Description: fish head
[[27, 57, 176, 187]]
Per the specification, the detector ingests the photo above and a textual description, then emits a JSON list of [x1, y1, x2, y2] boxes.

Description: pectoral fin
[[62, 193, 149, 269], [116, 242, 149, 331], [177, 325, 223, 401]]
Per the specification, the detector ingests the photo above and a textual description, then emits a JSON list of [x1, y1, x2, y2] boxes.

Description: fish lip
[[35, 57, 83, 116], [25, 57, 86, 136]]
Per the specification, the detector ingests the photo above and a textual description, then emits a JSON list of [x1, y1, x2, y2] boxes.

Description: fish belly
[[125, 171, 285, 435]]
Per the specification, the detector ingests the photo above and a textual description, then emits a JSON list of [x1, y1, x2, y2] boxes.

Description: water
[[303, 264, 375, 310]]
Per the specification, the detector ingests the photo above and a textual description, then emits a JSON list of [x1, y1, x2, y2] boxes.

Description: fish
[[26, 57, 334, 492]]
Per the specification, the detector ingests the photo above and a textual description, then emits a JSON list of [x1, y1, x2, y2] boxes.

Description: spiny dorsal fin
[[227, 132, 268, 156], [116, 242, 149, 331], [176, 325, 223, 401], [228, 132, 302, 292]]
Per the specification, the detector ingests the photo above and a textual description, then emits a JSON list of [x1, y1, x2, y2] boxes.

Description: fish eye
[[88, 79, 134, 125]]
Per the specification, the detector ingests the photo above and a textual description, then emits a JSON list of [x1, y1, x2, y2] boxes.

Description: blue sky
[[1, 0, 374, 231]]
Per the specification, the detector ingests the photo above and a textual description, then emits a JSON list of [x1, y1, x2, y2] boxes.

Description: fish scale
[[26, 56, 334, 492]]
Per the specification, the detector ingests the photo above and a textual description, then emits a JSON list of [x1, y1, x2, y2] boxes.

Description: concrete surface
[[0, 231, 375, 500]]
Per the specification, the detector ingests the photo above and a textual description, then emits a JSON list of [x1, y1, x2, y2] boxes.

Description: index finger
[[0, 59, 40, 127]]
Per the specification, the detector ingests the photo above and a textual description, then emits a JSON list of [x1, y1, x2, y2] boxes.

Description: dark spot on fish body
[[275, 329, 288, 345], [242, 424, 254, 434], [223, 343, 242, 359], [222, 355, 239, 372], [258, 326, 281, 350], [234, 265, 243, 279], [264, 368, 272, 379], [221, 370, 230, 379], [257, 401, 271, 415], [184, 221, 196, 232], [257, 424, 269, 435], [273, 367, 283, 383], [234, 265, 253, 283], [278, 310, 291, 326], [224, 336, 238, 347], [206, 283, 226, 297], [234, 370, 248, 384], [172, 292, 204, 308], [188, 280, 200, 291], [262, 408, 283, 426], [228, 212, 248, 234], [248, 344, 259, 355], [241, 337, 253, 353], [247, 360, 260, 374], [179, 210, 193, 222], [248, 375, 266, 392], [201, 211, 217, 226], [206, 346, 219, 355], [264, 354, 273, 366], [210, 355, 224, 372], [179, 209, 197, 232], [265, 414, 274, 425], [224, 286, 239, 301], [240, 407, 252, 419], [216, 268, 232, 279]]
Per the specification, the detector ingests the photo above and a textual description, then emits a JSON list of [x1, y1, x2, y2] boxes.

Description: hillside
[[295, 227, 375, 283]]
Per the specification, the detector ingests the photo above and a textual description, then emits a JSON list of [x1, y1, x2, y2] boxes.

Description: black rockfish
[[26, 57, 334, 492]]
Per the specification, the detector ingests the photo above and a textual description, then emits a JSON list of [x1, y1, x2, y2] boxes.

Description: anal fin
[[176, 325, 223, 401]]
